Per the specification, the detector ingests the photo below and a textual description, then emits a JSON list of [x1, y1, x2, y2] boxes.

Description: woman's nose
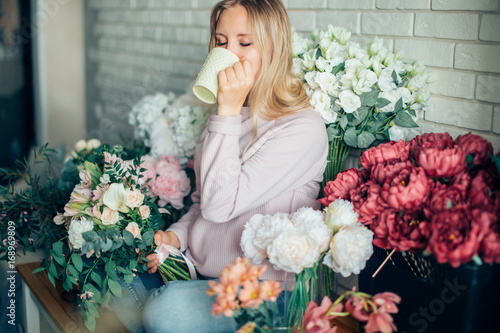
[[227, 42, 241, 59]]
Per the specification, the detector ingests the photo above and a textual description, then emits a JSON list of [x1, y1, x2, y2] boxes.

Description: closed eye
[[240, 43, 251, 47], [216, 42, 227, 47]]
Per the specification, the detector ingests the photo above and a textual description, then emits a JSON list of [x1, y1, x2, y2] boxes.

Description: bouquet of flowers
[[129, 91, 215, 164], [241, 205, 374, 327], [320, 132, 500, 267], [292, 25, 431, 183], [38, 148, 193, 331], [209, 258, 401, 333]]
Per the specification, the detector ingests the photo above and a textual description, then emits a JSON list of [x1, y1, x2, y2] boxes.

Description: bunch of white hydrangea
[[292, 25, 432, 146]]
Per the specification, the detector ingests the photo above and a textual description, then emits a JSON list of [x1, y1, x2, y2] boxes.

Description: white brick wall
[[86, 0, 500, 150]]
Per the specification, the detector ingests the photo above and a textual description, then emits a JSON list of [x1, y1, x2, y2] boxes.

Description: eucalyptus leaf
[[100, 237, 113, 252], [357, 131, 376, 149], [81, 242, 91, 255], [326, 126, 339, 141], [110, 238, 123, 251], [395, 111, 419, 128], [344, 129, 358, 148], [347, 114, 362, 126], [123, 230, 134, 246], [360, 90, 379, 107], [82, 230, 98, 242], [376, 98, 391, 108], [340, 115, 348, 130], [354, 106, 370, 121], [376, 133, 387, 141], [143, 230, 154, 246], [368, 120, 384, 133]]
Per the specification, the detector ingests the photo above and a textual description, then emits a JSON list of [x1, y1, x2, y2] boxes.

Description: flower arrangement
[[320, 132, 500, 268], [37, 148, 192, 331], [128, 91, 215, 164], [209, 258, 401, 333], [241, 205, 374, 327]]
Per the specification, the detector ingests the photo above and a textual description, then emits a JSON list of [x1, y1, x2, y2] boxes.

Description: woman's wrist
[[166, 231, 181, 249], [217, 104, 242, 117]]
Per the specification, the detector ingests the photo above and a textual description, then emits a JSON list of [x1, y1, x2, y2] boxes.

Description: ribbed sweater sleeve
[[167, 191, 200, 252], [198, 112, 327, 223]]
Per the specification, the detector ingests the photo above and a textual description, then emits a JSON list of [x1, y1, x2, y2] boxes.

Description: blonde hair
[[209, 0, 310, 121]]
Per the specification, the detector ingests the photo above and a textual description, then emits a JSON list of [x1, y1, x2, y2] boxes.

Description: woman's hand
[[146, 230, 180, 274], [217, 59, 254, 117]]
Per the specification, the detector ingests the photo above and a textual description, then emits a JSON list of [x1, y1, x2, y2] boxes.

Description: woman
[[115, 1, 328, 332]]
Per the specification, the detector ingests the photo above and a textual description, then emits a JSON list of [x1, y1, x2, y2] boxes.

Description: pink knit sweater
[[168, 106, 328, 281]]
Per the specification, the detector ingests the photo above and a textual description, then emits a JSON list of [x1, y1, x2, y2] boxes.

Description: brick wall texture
[[85, 0, 500, 150]]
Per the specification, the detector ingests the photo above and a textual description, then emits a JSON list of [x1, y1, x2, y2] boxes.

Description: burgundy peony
[[359, 140, 410, 171], [350, 181, 386, 224], [319, 168, 363, 206], [370, 160, 413, 185], [468, 169, 496, 208], [425, 184, 467, 215], [455, 133, 493, 165], [480, 229, 500, 264], [426, 206, 483, 267], [416, 145, 466, 178], [371, 209, 430, 252], [449, 170, 471, 193], [410, 132, 454, 158], [380, 165, 431, 211]]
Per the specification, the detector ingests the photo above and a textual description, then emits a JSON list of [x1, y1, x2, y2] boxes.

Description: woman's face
[[215, 5, 262, 80]]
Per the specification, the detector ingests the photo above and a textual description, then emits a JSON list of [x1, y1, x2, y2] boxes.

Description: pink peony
[[415, 145, 466, 178], [372, 209, 430, 252], [380, 165, 431, 211], [301, 296, 342, 333], [410, 132, 454, 157], [425, 184, 467, 215], [426, 206, 484, 267], [359, 140, 410, 170], [455, 133, 493, 165], [350, 182, 386, 224], [370, 160, 413, 185], [319, 168, 364, 206]]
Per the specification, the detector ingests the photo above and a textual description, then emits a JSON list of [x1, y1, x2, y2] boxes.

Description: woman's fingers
[[146, 253, 159, 274]]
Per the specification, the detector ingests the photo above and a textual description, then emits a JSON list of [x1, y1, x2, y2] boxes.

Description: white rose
[[139, 205, 151, 219], [101, 207, 120, 225], [86, 139, 101, 150], [302, 49, 316, 71], [268, 229, 320, 274], [253, 212, 294, 255], [388, 126, 408, 142], [291, 207, 332, 253], [304, 71, 319, 90], [125, 222, 142, 239], [102, 183, 129, 213], [353, 69, 378, 95], [319, 37, 332, 52], [340, 71, 357, 90], [125, 188, 145, 208], [315, 57, 328, 72], [323, 224, 374, 277], [367, 37, 384, 56], [325, 43, 347, 67], [347, 42, 361, 59], [324, 199, 358, 233], [315, 72, 338, 95], [68, 216, 94, 250], [74, 139, 87, 152], [291, 58, 305, 79], [378, 69, 397, 92], [407, 75, 427, 91], [336, 90, 361, 113], [241, 214, 267, 264]]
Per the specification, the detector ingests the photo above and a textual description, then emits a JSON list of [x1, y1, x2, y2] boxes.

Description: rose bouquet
[[209, 258, 401, 333], [241, 205, 374, 328], [292, 25, 431, 184], [320, 132, 500, 267], [129, 91, 215, 164], [36, 148, 193, 331]]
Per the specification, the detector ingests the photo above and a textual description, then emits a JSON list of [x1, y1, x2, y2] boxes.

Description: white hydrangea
[[323, 199, 358, 233], [68, 216, 94, 250], [323, 224, 374, 277]]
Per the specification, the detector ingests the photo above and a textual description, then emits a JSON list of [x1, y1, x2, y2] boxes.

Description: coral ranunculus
[[416, 146, 466, 178], [380, 166, 430, 211], [359, 140, 410, 170], [319, 168, 363, 206], [455, 132, 493, 165]]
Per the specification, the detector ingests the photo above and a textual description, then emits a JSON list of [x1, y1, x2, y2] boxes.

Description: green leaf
[[360, 90, 379, 107], [67, 265, 80, 279], [343, 129, 358, 148], [30, 267, 46, 275], [101, 238, 113, 252], [143, 230, 154, 246], [91, 271, 103, 287], [353, 106, 370, 121], [105, 261, 117, 280], [48, 271, 56, 288], [71, 253, 83, 273], [129, 259, 138, 271], [339, 115, 348, 130], [123, 230, 134, 246], [101, 291, 111, 306], [48, 261, 59, 279], [53, 253, 66, 266], [492, 154, 500, 177], [63, 276, 73, 291], [52, 241, 64, 257], [392, 69, 398, 83], [110, 238, 123, 251], [376, 133, 388, 141], [376, 98, 391, 108], [82, 230, 99, 242], [395, 111, 419, 128], [394, 98, 403, 113], [347, 113, 362, 126], [124, 273, 134, 284], [326, 126, 339, 141], [107, 278, 122, 297], [357, 131, 376, 149], [331, 62, 345, 75], [466, 153, 476, 166], [83, 314, 96, 332], [367, 120, 384, 133], [315, 48, 322, 59]]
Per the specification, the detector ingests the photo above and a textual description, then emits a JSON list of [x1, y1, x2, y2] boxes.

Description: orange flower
[[259, 280, 282, 302], [238, 280, 264, 309], [211, 295, 239, 317]]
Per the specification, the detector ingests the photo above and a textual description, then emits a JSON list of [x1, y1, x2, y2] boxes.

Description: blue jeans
[[110, 273, 236, 333]]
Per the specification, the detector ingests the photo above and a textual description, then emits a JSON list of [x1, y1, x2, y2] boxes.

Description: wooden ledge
[[17, 262, 127, 333]]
